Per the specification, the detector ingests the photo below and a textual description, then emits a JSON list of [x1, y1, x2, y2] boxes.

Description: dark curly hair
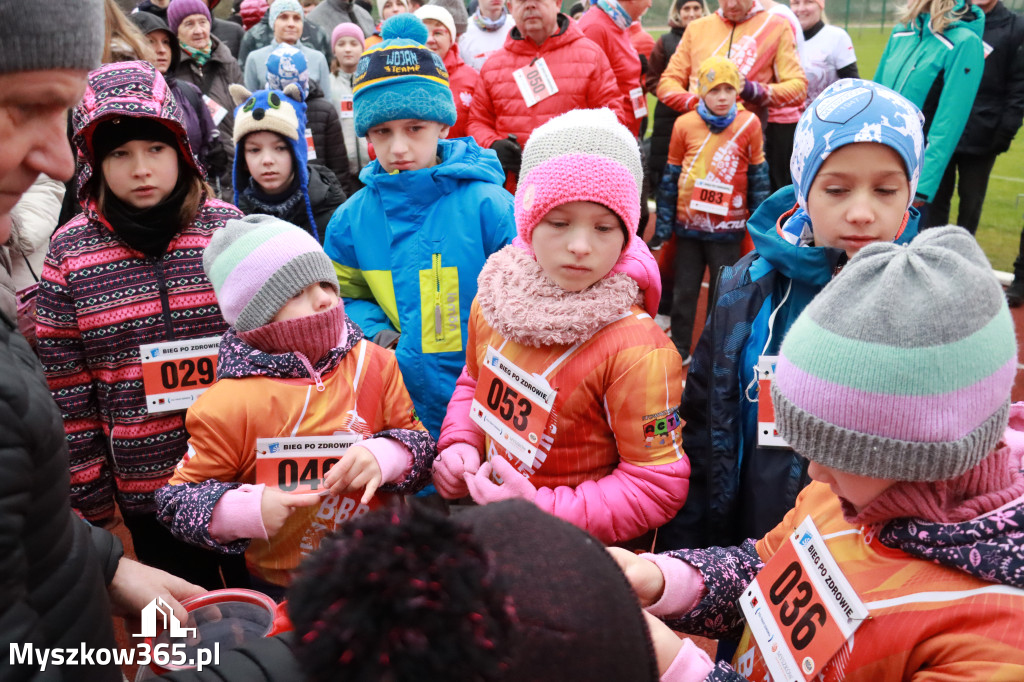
[[287, 505, 515, 682]]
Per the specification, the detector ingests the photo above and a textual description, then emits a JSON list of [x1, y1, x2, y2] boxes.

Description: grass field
[[647, 26, 1024, 272]]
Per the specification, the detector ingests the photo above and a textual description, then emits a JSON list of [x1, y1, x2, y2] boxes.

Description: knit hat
[[414, 5, 456, 41], [0, 0, 103, 75], [352, 14, 456, 137], [696, 55, 741, 98], [204, 214, 339, 331], [266, 44, 310, 100], [331, 22, 366, 51], [230, 83, 323, 241], [288, 500, 659, 682], [167, 0, 212, 34], [240, 0, 270, 30], [269, 0, 304, 27], [772, 226, 1017, 482], [91, 116, 181, 164], [376, 0, 411, 18], [428, 0, 469, 35], [790, 78, 925, 211]]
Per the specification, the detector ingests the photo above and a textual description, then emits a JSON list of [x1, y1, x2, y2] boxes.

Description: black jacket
[[0, 286, 123, 681], [647, 26, 685, 190], [238, 14, 333, 69], [212, 17, 245, 59], [305, 81, 358, 197], [956, 2, 1024, 155], [237, 164, 346, 243]]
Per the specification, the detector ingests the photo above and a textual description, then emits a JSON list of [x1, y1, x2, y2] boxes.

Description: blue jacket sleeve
[[656, 164, 681, 242], [746, 162, 770, 214]]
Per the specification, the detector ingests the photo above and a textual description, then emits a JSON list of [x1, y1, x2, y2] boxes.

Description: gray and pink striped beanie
[[772, 226, 1016, 482]]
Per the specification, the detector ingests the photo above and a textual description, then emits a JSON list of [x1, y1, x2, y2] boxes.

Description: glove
[[432, 443, 482, 499], [203, 144, 229, 180], [490, 135, 522, 176], [464, 456, 537, 505], [740, 78, 769, 105]]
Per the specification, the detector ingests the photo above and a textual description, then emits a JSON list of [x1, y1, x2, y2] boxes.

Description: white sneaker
[[655, 314, 671, 332]]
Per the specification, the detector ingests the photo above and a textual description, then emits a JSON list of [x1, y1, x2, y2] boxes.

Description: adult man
[[467, 0, 629, 181], [459, 0, 516, 71], [305, 0, 376, 41], [0, 1, 206, 678], [929, 0, 1024, 235], [244, 0, 334, 99], [577, 0, 651, 137], [239, 0, 334, 66], [656, 0, 805, 128]]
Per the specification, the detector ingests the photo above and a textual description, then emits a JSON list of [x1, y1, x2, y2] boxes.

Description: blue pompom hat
[[789, 79, 925, 211], [352, 14, 457, 137]]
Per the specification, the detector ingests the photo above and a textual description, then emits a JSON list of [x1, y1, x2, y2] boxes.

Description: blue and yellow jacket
[[323, 137, 516, 438]]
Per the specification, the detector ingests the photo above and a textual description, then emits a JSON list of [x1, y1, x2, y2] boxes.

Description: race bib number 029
[[738, 518, 868, 682], [255, 434, 362, 494], [140, 336, 221, 413], [689, 177, 733, 216]]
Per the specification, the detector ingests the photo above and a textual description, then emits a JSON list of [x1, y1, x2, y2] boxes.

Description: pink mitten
[[432, 443, 482, 499], [464, 456, 537, 505]]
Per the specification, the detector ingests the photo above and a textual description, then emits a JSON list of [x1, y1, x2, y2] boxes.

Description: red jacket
[[468, 14, 631, 149], [578, 7, 643, 136], [444, 43, 480, 142]]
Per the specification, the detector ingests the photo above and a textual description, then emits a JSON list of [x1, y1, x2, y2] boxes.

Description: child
[[156, 214, 435, 593], [324, 14, 516, 440], [654, 56, 771, 364], [615, 226, 1024, 679], [230, 81, 345, 244], [36, 60, 245, 589], [328, 23, 371, 179], [657, 79, 926, 552], [365, 0, 412, 48], [414, 5, 478, 142], [433, 108, 688, 546]]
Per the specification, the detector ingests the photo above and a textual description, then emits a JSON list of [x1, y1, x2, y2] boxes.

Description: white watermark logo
[[133, 596, 197, 639]]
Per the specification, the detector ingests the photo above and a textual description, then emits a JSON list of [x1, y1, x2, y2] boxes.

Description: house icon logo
[[132, 597, 197, 639]]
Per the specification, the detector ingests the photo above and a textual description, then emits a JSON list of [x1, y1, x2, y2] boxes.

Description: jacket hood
[[72, 60, 203, 208], [130, 12, 182, 75], [359, 137, 506, 196]]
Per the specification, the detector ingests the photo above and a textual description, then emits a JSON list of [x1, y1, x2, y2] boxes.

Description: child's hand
[[607, 547, 666, 607], [432, 443, 482, 499], [260, 487, 321, 538], [324, 445, 382, 504], [464, 457, 537, 504], [642, 611, 687, 676]]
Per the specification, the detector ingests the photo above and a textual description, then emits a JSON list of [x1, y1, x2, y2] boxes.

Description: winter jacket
[[648, 26, 685, 193], [306, 0, 377, 46], [578, 5, 644, 136], [157, 319, 435, 586], [659, 461, 1024, 681], [244, 41, 334, 102], [467, 14, 631, 149], [7, 174, 63, 291], [955, 1, 1024, 156], [328, 69, 371, 179], [438, 246, 689, 544], [459, 10, 516, 72], [445, 44, 480, 143], [323, 137, 516, 438], [239, 11, 333, 67], [36, 64, 243, 521], [656, 187, 919, 551], [873, 0, 985, 202], [213, 17, 245, 59], [0, 277, 124, 681], [656, 2, 807, 123], [237, 164, 346, 243], [172, 35, 244, 196], [303, 80, 357, 195]]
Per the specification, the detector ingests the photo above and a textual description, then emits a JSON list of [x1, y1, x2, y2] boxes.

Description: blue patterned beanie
[[266, 44, 310, 101], [352, 14, 456, 137], [790, 79, 925, 212]]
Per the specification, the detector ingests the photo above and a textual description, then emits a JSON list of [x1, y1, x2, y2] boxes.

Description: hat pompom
[[381, 13, 428, 43]]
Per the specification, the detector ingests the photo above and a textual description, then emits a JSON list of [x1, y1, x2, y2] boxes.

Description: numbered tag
[[304, 128, 317, 160], [738, 518, 868, 682], [629, 86, 648, 119], [983, 40, 994, 59], [339, 95, 354, 119], [255, 434, 362, 494], [202, 95, 228, 126], [512, 57, 559, 108], [140, 336, 221, 413], [689, 177, 734, 216], [756, 356, 790, 448], [469, 346, 557, 468]]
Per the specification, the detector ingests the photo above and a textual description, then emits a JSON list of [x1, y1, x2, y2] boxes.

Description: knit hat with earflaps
[[266, 44, 311, 100], [772, 226, 1017, 482]]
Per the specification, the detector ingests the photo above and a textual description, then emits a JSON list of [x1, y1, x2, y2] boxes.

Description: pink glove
[[464, 456, 537, 505], [432, 443, 482, 499]]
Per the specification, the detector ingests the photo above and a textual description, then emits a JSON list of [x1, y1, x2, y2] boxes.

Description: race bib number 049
[[255, 434, 362, 494], [140, 336, 221, 413]]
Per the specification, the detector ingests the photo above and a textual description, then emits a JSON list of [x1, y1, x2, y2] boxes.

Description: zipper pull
[[313, 369, 325, 392], [434, 292, 443, 339]]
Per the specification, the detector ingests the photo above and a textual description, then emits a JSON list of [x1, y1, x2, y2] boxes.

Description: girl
[[329, 23, 371, 179], [231, 83, 345, 244], [790, 0, 858, 103], [156, 214, 435, 594], [615, 226, 1024, 680], [36, 60, 246, 589], [433, 109, 689, 546], [415, 6, 479, 142]]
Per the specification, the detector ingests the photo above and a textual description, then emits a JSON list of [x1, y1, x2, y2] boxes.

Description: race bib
[[140, 336, 221, 413], [756, 356, 790, 448], [629, 86, 648, 119], [689, 177, 734, 216], [512, 58, 559, 107], [255, 434, 362, 494], [339, 95, 354, 119], [469, 346, 556, 468], [305, 128, 317, 160], [737, 518, 868, 682], [202, 95, 227, 126]]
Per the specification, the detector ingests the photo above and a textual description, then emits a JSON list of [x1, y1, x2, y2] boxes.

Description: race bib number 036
[[140, 336, 221, 413], [738, 518, 868, 682], [255, 434, 362, 494], [689, 177, 734, 216]]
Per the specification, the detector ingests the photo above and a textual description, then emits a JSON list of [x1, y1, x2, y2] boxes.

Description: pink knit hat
[[331, 22, 366, 51], [513, 108, 661, 315]]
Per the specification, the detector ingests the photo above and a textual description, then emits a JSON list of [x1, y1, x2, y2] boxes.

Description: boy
[[323, 14, 516, 440], [654, 56, 770, 364], [657, 79, 926, 552]]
